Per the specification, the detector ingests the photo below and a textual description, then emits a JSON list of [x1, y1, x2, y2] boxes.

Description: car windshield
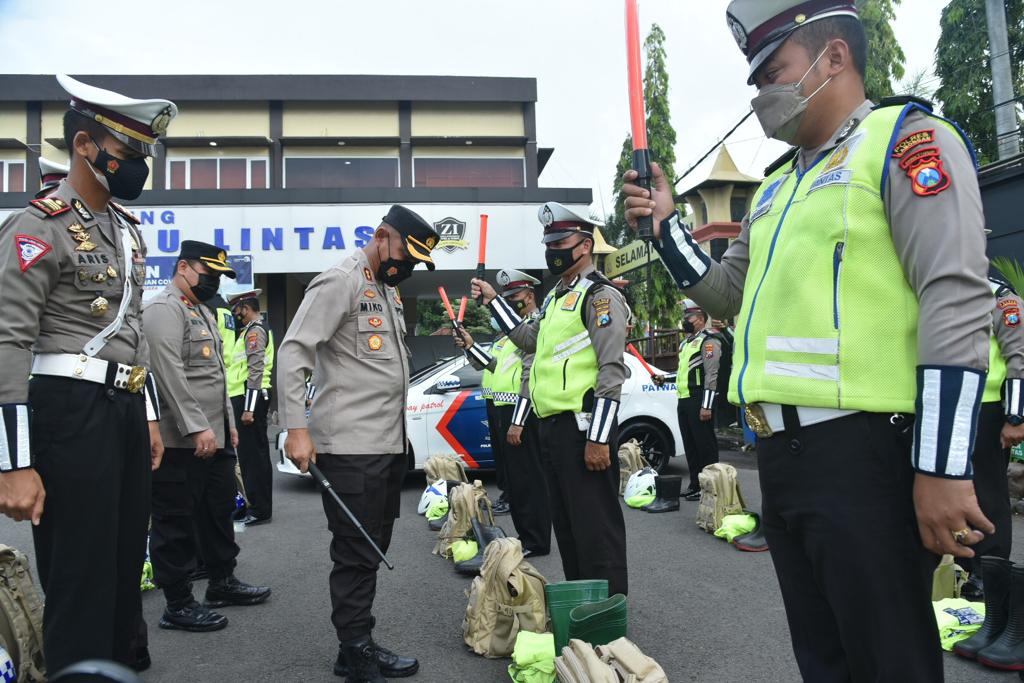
[[410, 358, 454, 384]]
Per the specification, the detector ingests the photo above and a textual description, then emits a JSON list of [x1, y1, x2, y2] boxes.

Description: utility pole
[[986, 0, 1021, 159]]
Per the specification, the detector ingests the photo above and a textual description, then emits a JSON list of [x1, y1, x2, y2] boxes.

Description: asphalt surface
[[1, 452, 1019, 682]]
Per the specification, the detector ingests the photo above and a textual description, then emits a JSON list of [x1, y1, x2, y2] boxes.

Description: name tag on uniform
[[808, 169, 852, 194]]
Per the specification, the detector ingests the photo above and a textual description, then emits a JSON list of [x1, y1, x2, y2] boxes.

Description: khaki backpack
[[423, 454, 468, 486], [0, 545, 45, 683], [463, 538, 549, 658], [433, 481, 493, 559], [696, 463, 746, 534], [617, 439, 649, 496]]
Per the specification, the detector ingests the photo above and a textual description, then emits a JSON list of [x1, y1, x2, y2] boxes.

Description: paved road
[[0, 453, 1015, 682]]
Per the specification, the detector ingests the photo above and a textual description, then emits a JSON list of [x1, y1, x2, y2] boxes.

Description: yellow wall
[[283, 103, 398, 137], [411, 103, 523, 137], [0, 104, 25, 141], [282, 146, 399, 158], [171, 103, 269, 137], [412, 146, 524, 158], [40, 103, 67, 160], [166, 146, 269, 159]]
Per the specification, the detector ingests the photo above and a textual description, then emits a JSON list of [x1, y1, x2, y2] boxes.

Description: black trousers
[[677, 396, 719, 489], [963, 401, 1012, 574], [151, 448, 239, 605], [485, 399, 507, 493], [493, 404, 552, 554], [318, 452, 405, 641], [759, 412, 942, 682], [29, 376, 151, 672], [537, 412, 628, 596], [231, 392, 272, 520]]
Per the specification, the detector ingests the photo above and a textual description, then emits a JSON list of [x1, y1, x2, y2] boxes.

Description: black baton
[[307, 462, 395, 570]]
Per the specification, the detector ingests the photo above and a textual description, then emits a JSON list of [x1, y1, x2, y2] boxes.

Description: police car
[[276, 350, 684, 475]]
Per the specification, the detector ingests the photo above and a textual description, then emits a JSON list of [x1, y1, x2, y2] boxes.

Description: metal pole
[[986, 0, 1021, 159]]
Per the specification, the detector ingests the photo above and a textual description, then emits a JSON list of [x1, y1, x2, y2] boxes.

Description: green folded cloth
[[451, 539, 479, 563], [714, 514, 758, 542], [426, 498, 449, 520], [508, 631, 556, 683], [933, 598, 986, 651], [625, 494, 656, 509]]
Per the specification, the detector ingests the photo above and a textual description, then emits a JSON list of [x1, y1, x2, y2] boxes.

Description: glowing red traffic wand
[[626, 0, 654, 239]]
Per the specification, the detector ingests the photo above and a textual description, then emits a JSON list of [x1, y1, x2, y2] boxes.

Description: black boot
[[335, 636, 419, 679], [428, 513, 448, 532], [955, 557, 1011, 659], [336, 635, 386, 682], [976, 561, 1024, 669], [962, 572, 985, 602], [204, 574, 272, 607], [455, 519, 507, 575], [642, 475, 682, 513], [159, 599, 228, 632], [733, 513, 770, 552]]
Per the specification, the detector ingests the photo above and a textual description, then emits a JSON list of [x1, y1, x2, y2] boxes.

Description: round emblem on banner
[[368, 334, 383, 351]]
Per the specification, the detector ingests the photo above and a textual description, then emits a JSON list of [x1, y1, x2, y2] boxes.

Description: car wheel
[[618, 420, 672, 473]]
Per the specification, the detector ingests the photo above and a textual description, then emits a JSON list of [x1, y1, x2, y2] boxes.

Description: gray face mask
[[751, 47, 832, 144]]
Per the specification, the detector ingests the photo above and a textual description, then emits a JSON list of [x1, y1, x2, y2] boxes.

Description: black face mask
[[377, 259, 414, 287], [186, 264, 220, 303], [89, 138, 150, 200], [682, 320, 696, 334], [545, 239, 585, 276], [233, 314, 246, 328], [509, 297, 528, 313]]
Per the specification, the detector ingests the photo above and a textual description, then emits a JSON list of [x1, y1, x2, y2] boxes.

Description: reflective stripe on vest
[[676, 334, 705, 399], [488, 336, 524, 406], [227, 320, 274, 397], [530, 278, 598, 418]]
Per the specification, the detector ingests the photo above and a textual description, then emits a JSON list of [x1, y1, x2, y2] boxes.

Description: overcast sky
[[0, 0, 949, 214]]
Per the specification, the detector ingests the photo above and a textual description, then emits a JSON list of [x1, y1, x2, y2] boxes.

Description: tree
[[896, 67, 935, 101], [935, 0, 1024, 164], [415, 297, 493, 336], [857, 0, 907, 102]]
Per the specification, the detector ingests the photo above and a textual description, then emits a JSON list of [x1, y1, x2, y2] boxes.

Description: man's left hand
[[148, 421, 164, 471], [584, 442, 611, 472], [1001, 422, 1024, 449], [230, 428, 239, 450], [699, 408, 713, 422], [241, 411, 254, 426], [913, 473, 994, 558]]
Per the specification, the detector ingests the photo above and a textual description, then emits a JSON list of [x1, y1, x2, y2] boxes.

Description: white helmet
[[417, 479, 448, 515], [624, 467, 658, 500], [0, 645, 14, 683]]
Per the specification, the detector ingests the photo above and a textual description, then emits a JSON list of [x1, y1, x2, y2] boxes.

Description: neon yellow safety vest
[[227, 321, 275, 397], [730, 103, 975, 412], [676, 334, 705, 399], [481, 339, 497, 401], [215, 307, 236, 366], [985, 280, 1009, 403], [530, 278, 599, 418], [488, 336, 524, 406]]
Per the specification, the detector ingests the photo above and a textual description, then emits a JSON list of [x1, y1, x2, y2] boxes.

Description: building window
[[730, 196, 748, 223], [0, 161, 25, 193], [166, 158, 268, 190], [283, 157, 398, 189], [414, 158, 524, 188]]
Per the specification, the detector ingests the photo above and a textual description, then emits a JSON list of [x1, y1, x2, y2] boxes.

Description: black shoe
[[335, 636, 419, 679], [204, 575, 272, 607], [683, 490, 702, 502], [335, 635, 386, 682], [231, 504, 249, 522], [241, 514, 272, 527], [642, 475, 682, 513], [159, 600, 228, 632], [132, 646, 152, 672], [492, 500, 510, 515], [956, 557, 1012, 660], [962, 573, 985, 602], [681, 485, 700, 497]]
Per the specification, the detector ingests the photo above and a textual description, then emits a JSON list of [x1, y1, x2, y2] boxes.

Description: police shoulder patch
[[899, 146, 951, 197], [14, 234, 52, 272], [1004, 307, 1021, 328], [891, 129, 935, 158], [593, 296, 612, 327], [246, 332, 259, 350], [28, 197, 70, 217], [704, 342, 715, 359]]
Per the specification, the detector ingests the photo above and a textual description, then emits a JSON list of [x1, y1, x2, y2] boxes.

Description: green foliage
[[856, 0, 906, 101], [993, 257, 1024, 294], [935, 0, 1024, 164], [415, 297, 493, 337]]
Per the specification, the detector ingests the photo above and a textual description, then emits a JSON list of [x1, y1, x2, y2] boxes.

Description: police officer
[[278, 205, 438, 682], [456, 269, 552, 556], [143, 241, 271, 632], [36, 157, 69, 199], [624, 2, 995, 678], [472, 202, 629, 596], [0, 74, 170, 672], [204, 290, 237, 365], [478, 325, 510, 516], [653, 301, 722, 500], [228, 289, 275, 526]]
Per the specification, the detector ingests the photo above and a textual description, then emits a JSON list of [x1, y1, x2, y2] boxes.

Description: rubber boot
[[955, 556, 1011, 659], [977, 562, 1024, 669], [454, 518, 507, 576], [733, 513, 770, 552], [567, 594, 628, 646], [339, 634, 386, 682], [642, 475, 681, 513], [545, 580, 609, 653]]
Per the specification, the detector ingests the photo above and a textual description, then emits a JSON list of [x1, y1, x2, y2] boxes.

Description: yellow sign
[[603, 240, 662, 279]]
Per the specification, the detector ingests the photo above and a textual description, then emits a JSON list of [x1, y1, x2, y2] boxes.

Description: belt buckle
[[127, 366, 148, 394], [744, 403, 774, 438]]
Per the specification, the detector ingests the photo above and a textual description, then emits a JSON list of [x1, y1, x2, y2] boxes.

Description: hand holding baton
[[627, 342, 658, 378], [476, 214, 488, 302], [307, 462, 394, 570], [625, 0, 654, 240], [439, 286, 468, 345]]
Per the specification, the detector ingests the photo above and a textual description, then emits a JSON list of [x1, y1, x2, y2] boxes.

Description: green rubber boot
[[567, 594, 628, 647], [544, 580, 609, 653]]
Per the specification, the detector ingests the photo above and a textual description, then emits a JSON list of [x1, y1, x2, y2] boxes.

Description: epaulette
[[109, 201, 140, 225], [28, 197, 71, 217], [873, 95, 934, 112], [586, 271, 625, 295], [990, 275, 1018, 298], [764, 148, 798, 177]]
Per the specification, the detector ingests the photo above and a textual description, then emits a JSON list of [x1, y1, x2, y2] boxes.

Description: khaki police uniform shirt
[[143, 283, 234, 449], [0, 181, 149, 405], [277, 250, 410, 455], [994, 287, 1024, 381], [240, 319, 269, 390], [680, 100, 991, 373]]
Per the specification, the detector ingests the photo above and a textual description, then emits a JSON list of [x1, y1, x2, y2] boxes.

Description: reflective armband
[[144, 373, 161, 422], [511, 396, 532, 427], [0, 404, 31, 472], [586, 397, 619, 445], [651, 211, 711, 288], [488, 296, 523, 335], [466, 344, 493, 368], [913, 366, 984, 479], [1005, 378, 1023, 420], [702, 390, 717, 411]]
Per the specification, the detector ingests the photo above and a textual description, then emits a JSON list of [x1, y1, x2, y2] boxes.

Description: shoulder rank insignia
[[891, 130, 935, 159], [899, 147, 950, 197], [109, 201, 140, 225], [14, 234, 52, 272], [180, 295, 194, 309], [29, 197, 70, 217], [71, 198, 94, 223], [363, 267, 374, 283]]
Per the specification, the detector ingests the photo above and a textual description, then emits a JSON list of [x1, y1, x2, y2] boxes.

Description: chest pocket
[[185, 320, 218, 367], [356, 314, 395, 361]]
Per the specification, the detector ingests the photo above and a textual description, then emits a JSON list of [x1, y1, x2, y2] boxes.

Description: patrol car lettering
[[359, 302, 384, 313], [808, 169, 852, 193]]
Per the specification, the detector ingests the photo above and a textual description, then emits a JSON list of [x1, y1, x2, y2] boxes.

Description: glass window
[[0, 164, 5, 193], [219, 159, 247, 189], [169, 161, 187, 190], [166, 157, 268, 189], [730, 196, 748, 222], [190, 159, 217, 189], [250, 160, 267, 189], [284, 157, 398, 189], [414, 158, 524, 188], [454, 363, 483, 389], [7, 162, 24, 193]]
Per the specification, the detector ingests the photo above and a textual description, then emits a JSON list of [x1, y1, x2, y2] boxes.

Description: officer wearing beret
[[143, 241, 271, 632], [456, 268, 552, 556], [472, 202, 629, 596], [278, 205, 438, 682], [624, 2, 994, 678], [0, 74, 171, 671], [36, 157, 69, 199]]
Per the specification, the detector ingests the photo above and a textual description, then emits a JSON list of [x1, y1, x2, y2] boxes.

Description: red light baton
[[626, 0, 654, 239], [627, 343, 658, 378], [457, 297, 467, 324], [476, 214, 488, 303]]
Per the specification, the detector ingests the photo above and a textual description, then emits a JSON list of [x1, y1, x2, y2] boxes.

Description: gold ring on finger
[[952, 528, 971, 545]]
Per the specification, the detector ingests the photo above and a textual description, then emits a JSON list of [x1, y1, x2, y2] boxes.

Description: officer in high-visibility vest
[[472, 202, 629, 596], [457, 268, 552, 556], [227, 289, 275, 526], [623, 2, 994, 678], [203, 290, 236, 366], [478, 325, 510, 515], [653, 300, 722, 500]]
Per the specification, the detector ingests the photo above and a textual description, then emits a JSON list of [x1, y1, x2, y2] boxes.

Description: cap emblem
[[727, 13, 747, 51], [795, 13, 807, 24], [151, 108, 173, 136], [541, 205, 554, 227]]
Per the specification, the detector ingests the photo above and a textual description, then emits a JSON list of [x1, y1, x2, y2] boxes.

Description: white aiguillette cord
[[82, 215, 136, 357]]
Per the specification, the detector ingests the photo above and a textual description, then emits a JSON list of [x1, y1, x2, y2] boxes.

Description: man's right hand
[[285, 428, 317, 474], [191, 428, 217, 459], [622, 162, 676, 237], [471, 278, 497, 305], [913, 473, 995, 558], [651, 374, 666, 387], [0, 469, 46, 525], [507, 424, 523, 446], [454, 327, 475, 349]]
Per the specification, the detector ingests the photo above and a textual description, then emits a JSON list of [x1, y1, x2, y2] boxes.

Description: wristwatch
[[1007, 415, 1024, 427]]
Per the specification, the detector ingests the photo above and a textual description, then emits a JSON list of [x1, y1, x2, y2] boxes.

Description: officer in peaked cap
[[277, 205, 438, 680], [36, 157, 70, 199], [0, 75, 176, 672], [473, 201, 629, 596], [623, 1, 994, 678], [457, 267, 552, 556]]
